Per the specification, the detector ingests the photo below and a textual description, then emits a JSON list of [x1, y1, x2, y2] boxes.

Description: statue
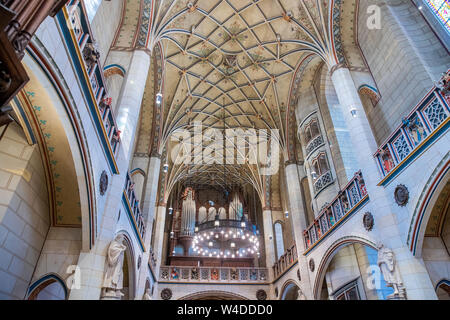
[[142, 288, 152, 300], [297, 289, 307, 300], [101, 234, 127, 299], [377, 244, 406, 299]]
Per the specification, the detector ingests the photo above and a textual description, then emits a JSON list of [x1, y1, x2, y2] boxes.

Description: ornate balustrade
[[305, 135, 324, 157], [272, 244, 297, 279], [314, 170, 333, 194], [304, 171, 369, 253], [159, 266, 268, 283], [56, 1, 120, 173], [123, 172, 146, 248], [374, 72, 449, 186]]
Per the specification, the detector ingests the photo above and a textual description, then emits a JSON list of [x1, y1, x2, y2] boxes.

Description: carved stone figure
[[297, 288, 307, 300], [309, 259, 315, 272], [142, 288, 152, 300], [101, 234, 127, 299], [82, 42, 100, 70], [377, 244, 406, 299]]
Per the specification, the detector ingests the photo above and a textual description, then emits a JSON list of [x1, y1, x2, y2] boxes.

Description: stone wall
[[0, 123, 50, 299]]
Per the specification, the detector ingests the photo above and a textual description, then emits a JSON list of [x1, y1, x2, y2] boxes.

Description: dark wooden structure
[[0, 0, 68, 111]]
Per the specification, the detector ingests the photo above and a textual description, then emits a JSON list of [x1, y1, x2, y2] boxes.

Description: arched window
[[424, 0, 450, 35], [85, 0, 102, 22], [274, 222, 285, 259]]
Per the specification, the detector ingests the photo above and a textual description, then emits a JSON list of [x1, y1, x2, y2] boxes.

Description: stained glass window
[[425, 0, 450, 35]]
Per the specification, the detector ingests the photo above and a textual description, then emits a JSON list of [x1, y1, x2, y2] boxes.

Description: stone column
[[135, 155, 161, 299], [262, 209, 276, 276], [330, 66, 437, 299], [153, 205, 167, 274], [68, 50, 151, 300], [116, 50, 151, 161], [384, 0, 450, 81], [284, 163, 314, 299]]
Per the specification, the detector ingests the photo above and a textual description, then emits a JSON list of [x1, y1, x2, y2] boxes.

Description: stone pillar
[[116, 50, 151, 161], [153, 205, 167, 274], [262, 209, 276, 276], [284, 163, 314, 299], [135, 155, 161, 299], [385, 0, 450, 82], [68, 50, 151, 300], [330, 66, 437, 299]]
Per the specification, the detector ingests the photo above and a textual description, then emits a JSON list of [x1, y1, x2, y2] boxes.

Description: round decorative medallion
[[363, 212, 374, 231], [297, 269, 301, 281], [256, 289, 267, 300], [309, 259, 315, 272], [161, 288, 172, 300], [394, 184, 409, 207], [137, 255, 142, 269], [99, 170, 108, 196]]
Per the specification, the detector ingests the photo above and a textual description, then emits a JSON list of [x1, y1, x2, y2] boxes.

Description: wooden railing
[[159, 266, 268, 283], [273, 244, 297, 279], [124, 172, 146, 241], [304, 171, 368, 251], [374, 71, 449, 183], [57, 1, 121, 173]]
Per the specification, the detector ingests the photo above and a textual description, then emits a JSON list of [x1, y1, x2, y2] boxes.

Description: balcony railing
[[306, 135, 324, 157], [304, 171, 368, 253], [159, 266, 268, 283], [56, 1, 121, 173], [273, 244, 297, 279], [314, 170, 333, 194], [374, 72, 449, 185], [124, 172, 146, 245]]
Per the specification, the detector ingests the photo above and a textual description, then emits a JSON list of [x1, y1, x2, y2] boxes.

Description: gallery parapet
[[374, 70, 449, 186], [304, 171, 369, 253], [56, 1, 121, 173], [159, 266, 268, 283]]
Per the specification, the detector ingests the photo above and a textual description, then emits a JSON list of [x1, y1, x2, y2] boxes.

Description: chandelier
[[192, 216, 260, 259]]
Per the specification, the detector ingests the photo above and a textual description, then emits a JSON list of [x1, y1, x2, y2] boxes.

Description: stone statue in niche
[[142, 288, 152, 300], [101, 234, 127, 299], [297, 289, 307, 300], [377, 244, 406, 300]]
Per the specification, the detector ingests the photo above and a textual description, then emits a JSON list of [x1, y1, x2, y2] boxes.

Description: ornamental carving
[[297, 269, 301, 281], [309, 259, 315, 272], [161, 288, 172, 300], [100, 171, 108, 196], [256, 289, 267, 300], [363, 212, 374, 231], [394, 184, 409, 207]]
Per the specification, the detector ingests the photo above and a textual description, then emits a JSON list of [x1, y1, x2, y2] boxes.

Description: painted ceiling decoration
[[123, 0, 357, 205]]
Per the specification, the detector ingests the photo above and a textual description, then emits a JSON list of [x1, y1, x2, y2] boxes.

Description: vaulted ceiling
[[116, 0, 363, 205]]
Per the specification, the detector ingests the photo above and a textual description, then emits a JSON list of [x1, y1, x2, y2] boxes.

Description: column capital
[[329, 63, 346, 77]]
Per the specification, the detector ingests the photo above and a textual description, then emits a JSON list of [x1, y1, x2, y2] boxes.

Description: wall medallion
[[394, 184, 409, 207], [137, 255, 142, 269], [363, 212, 374, 231], [161, 288, 172, 300], [297, 269, 301, 281], [256, 289, 267, 300], [99, 170, 108, 196], [309, 259, 315, 272]]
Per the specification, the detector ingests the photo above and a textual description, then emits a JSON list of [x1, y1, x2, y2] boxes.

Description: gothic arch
[[312, 236, 377, 299], [280, 279, 301, 300], [22, 45, 96, 251], [27, 273, 68, 300], [178, 290, 249, 300], [116, 230, 137, 300], [408, 154, 450, 256]]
